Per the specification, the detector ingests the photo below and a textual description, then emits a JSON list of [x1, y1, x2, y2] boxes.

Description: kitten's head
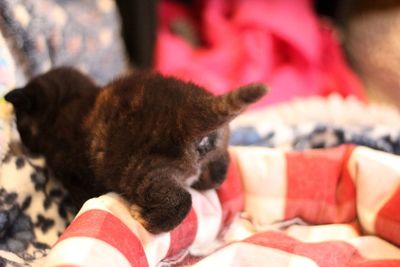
[[4, 67, 98, 153], [86, 72, 267, 193]]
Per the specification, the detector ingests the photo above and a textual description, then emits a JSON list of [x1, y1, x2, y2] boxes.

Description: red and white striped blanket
[[44, 145, 400, 267]]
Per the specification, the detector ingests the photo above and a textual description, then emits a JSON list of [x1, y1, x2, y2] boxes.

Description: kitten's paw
[[138, 187, 192, 234]]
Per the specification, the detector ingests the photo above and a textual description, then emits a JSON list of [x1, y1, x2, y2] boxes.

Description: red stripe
[[217, 152, 244, 227], [285, 145, 357, 224], [375, 185, 400, 246], [244, 231, 400, 267], [56, 209, 149, 267], [165, 208, 197, 258]]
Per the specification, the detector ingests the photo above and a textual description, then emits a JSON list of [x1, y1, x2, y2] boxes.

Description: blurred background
[[1, 0, 400, 109]]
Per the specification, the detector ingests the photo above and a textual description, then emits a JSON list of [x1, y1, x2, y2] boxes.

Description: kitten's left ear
[[210, 83, 268, 123], [190, 83, 268, 137], [4, 88, 32, 110]]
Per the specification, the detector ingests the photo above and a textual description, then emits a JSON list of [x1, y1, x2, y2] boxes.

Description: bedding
[[0, 1, 126, 263], [230, 94, 400, 154], [1, 95, 399, 266], [44, 145, 400, 266], [0, 100, 75, 266]]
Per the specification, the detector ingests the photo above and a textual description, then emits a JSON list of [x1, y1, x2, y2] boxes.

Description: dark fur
[[5, 67, 266, 233]]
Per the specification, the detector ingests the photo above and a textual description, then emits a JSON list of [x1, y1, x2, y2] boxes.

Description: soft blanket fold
[[44, 145, 400, 267]]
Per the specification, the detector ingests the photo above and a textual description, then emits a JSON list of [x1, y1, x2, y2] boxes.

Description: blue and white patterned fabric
[[231, 94, 400, 155], [0, 0, 126, 85], [0, 1, 125, 265]]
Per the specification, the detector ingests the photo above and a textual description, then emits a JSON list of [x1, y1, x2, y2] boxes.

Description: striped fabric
[[44, 145, 400, 267]]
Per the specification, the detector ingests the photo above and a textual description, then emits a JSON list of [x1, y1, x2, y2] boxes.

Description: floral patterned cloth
[[0, 1, 126, 265], [0, 145, 75, 266]]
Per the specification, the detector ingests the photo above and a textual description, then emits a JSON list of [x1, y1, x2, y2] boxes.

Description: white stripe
[[231, 146, 287, 225], [348, 147, 400, 233], [44, 237, 131, 267], [193, 242, 318, 267], [76, 194, 171, 267], [347, 236, 400, 260], [188, 188, 223, 256], [284, 224, 359, 243], [285, 224, 400, 260]]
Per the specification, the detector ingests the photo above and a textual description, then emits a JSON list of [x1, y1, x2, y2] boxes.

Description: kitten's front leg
[[128, 177, 192, 234], [191, 152, 229, 190]]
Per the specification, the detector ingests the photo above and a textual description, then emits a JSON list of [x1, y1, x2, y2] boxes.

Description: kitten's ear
[[4, 88, 32, 110], [191, 83, 268, 137], [216, 83, 268, 114], [210, 83, 267, 123]]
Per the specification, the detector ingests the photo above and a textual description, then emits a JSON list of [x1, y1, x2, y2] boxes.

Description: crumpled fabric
[[44, 145, 400, 266], [156, 0, 366, 109]]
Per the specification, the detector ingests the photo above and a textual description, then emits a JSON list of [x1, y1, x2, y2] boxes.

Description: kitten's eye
[[196, 132, 217, 156], [199, 136, 209, 147]]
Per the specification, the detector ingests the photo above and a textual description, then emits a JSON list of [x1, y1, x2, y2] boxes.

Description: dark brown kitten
[[5, 67, 267, 233]]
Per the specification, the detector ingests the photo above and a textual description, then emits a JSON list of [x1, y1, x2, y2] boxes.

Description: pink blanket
[[155, 0, 366, 109], [44, 145, 400, 266]]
